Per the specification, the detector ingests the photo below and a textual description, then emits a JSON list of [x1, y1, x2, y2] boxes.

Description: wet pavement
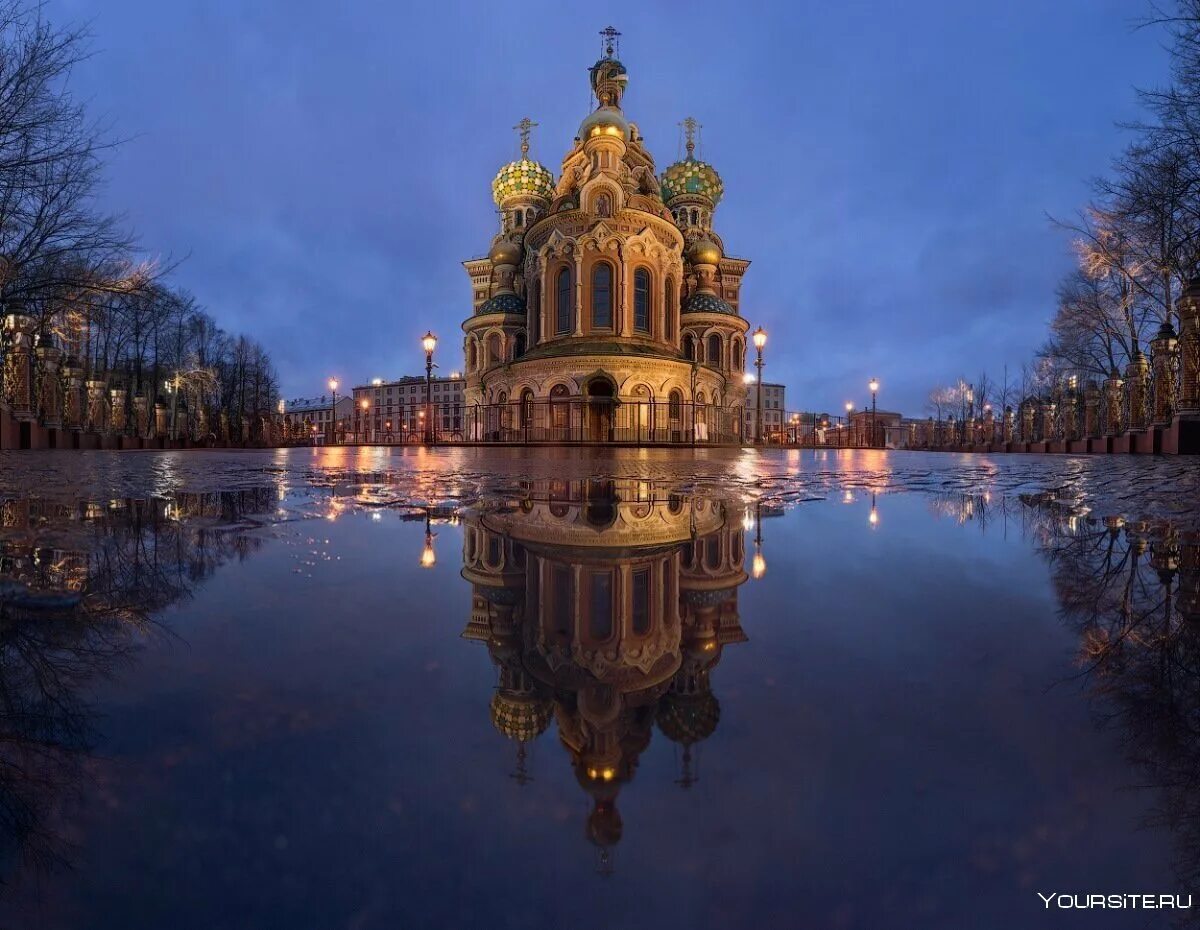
[[0, 448, 1196, 929]]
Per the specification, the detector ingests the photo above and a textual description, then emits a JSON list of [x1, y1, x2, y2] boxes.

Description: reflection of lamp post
[[869, 492, 878, 527], [420, 512, 437, 568], [868, 378, 879, 448], [327, 377, 338, 445], [753, 327, 767, 444], [422, 331, 437, 444], [752, 502, 766, 578], [359, 398, 369, 443]]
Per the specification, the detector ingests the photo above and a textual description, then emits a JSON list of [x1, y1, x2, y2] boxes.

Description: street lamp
[[327, 377, 339, 445], [422, 331, 438, 444], [752, 327, 767, 444], [868, 378, 879, 448], [845, 401, 854, 447], [359, 398, 370, 444]]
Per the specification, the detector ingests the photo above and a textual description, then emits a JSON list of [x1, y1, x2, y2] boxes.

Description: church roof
[[683, 293, 736, 315], [477, 293, 526, 315]]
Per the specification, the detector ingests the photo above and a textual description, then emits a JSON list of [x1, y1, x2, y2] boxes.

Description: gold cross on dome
[[513, 117, 538, 157], [680, 116, 701, 157]]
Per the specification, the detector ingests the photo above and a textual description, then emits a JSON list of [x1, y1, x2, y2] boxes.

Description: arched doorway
[[585, 377, 615, 442]]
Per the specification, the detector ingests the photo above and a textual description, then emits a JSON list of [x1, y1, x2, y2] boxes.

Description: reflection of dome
[[492, 158, 554, 206], [587, 801, 623, 848], [476, 293, 526, 316], [578, 106, 631, 142], [489, 238, 521, 266], [657, 690, 720, 745], [687, 237, 721, 265], [661, 158, 724, 205], [683, 293, 735, 316], [490, 691, 552, 742]]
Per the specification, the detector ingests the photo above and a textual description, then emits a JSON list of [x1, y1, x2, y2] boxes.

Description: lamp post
[[422, 331, 438, 444], [327, 377, 338, 445], [359, 398, 369, 444], [752, 327, 767, 444], [868, 378, 879, 448], [845, 401, 854, 447]]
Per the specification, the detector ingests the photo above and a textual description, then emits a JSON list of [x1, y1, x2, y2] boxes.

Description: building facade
[[350, 375, 465, 442], [742, 381, 787, 440], [282, 395, 355, 443], [461, 34, 751, 443]]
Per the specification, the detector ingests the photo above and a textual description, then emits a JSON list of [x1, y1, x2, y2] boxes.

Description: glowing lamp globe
[[752, 327, 767, 350]]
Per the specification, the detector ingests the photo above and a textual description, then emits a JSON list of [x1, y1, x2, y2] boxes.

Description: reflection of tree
[[1026, 503, 1200, 908], [0, 489, 275, 886]]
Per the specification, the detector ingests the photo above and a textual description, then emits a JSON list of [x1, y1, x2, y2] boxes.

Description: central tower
[[461, 30, 752, 442]]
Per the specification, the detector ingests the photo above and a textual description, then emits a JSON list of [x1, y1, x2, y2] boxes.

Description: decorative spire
[[600, 25, 621, 59], [513, 116, 538, 159], [680, 116, 700, 160]]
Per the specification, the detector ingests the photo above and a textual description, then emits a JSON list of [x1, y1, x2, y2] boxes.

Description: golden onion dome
[[657, 690, 720, 746], [578, 106, 631, 142], [687, 236, 721, 266], [490, 691, 552, 742], [491, 158, 554, 206], [488, 237, 521, 266], [661, 157, 724, 206]]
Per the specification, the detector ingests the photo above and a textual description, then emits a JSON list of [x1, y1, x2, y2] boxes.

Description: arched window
[[634, 268, 650, 333], [665, 280, 676, 341], [520, 389, 534, 426], [683, 334, 696, 361], [467, 340, 477, 369], [707, 334, 722, 367], [550, 383, 570, 432], [632, 567, 651, 635], [487, 333, 502, 364], [732, 338, 743, 371], [588, 571, 614, 640], [555, 267, 572, 334], [592, 263, 612, 329], [514, 333, 526, 358], [668, 389, 683, 420], [690, 208, 699, 226], [513, 211, 523, 227]]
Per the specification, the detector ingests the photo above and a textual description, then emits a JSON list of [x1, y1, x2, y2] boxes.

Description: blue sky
[[54, 0, 1168, 414]]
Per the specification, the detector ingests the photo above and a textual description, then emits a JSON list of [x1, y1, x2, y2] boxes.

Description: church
[[461, 29, 753, 442]]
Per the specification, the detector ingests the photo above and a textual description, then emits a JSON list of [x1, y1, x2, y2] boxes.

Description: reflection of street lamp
[[328, 377, 339, 445], [422, 331, 438, 444], [869, 492, 878, 527], [753, 327, 767, 444], [752, 502, 766, 578], [868, 378, 879, 448], [420, 513, 437, 568]]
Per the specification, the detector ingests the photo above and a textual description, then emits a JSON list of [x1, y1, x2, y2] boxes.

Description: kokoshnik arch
[[461, 29, 751, 442]]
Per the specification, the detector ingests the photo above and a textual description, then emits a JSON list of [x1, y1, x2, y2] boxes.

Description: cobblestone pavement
[[1, 447, 1196, 524]]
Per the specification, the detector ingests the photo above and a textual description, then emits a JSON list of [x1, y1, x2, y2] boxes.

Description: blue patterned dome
[[477, 293, 526, 315], [683, 293, 735, 315]]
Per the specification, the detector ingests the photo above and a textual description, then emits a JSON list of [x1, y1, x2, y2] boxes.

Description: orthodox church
[[461, 29, 751, 442]]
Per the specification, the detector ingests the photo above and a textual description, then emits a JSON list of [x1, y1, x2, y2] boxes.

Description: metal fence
[[288, 400, 868, 447]]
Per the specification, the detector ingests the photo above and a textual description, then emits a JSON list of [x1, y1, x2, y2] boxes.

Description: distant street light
[[422, 331, 438, 444], [328, 377, 339, 445], [868, 378, 879, 448], [752, 327, 767, 444], [359, 398, 370, 443]]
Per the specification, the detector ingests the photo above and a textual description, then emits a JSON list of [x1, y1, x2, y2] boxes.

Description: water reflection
[[1022, 505, 1200, 893], [461, 479, 747, 870], [0, 491, 275, 884]]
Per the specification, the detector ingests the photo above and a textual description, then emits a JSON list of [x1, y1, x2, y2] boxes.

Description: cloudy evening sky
[[52, 0, 1167, 415]]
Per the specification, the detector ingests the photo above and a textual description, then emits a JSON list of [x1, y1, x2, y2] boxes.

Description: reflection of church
[[461, 479, 747, 866]]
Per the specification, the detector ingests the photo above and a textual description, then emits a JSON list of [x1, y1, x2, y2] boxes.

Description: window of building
[[592, 263, 612, 329], [588, 571, 614, 640], [634, 268, 650, 332], [556, 267, 572, 334], [632, 568, 650, 634], [665, 280, 675, 341], [707, 334, 722, 367]]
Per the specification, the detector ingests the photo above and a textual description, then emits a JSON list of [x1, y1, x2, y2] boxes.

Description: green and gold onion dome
[[657, 690, 720, 746], [490, 691, 553, 742], [661, 156, 724, 206], [492, 157, 554, 206]]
